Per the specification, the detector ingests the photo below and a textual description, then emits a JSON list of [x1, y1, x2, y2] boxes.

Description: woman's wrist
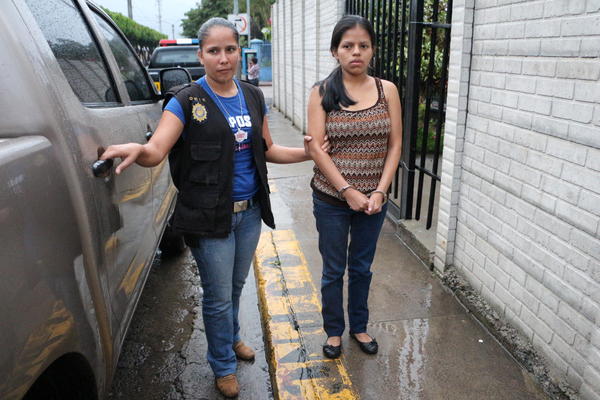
[[338, 184, 355, 198], [370, 189, 388, 202], [137, 143, 149, 161], [302, 147, 312, 161]]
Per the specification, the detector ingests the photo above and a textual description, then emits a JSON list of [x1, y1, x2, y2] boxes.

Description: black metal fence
[[345, 0, 452, 230]]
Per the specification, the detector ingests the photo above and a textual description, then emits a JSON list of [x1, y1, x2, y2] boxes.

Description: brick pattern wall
[[284, 0, 293, 118], [434, 0, 475, 273], [273, 2, 279, 107], [439, 0, 600, 397], [271, 0, 344, 129]]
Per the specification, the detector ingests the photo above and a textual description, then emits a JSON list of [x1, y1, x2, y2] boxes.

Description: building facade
[[271, 0, 600, 398], [271, 0, 345, 131], [439, 1, 600, 398]]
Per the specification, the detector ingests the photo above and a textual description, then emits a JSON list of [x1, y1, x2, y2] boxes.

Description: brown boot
[[233, 340, 255, 361], [215, 374, 239, 398]]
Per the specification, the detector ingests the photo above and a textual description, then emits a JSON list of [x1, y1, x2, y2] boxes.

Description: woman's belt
[[233, 196, 258, 213]]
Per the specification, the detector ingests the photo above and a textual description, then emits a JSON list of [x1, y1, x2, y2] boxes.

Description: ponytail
[[318, 66, 356, 113]]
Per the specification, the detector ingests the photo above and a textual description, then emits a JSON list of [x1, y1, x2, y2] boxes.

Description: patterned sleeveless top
[[311, 77, 391, 203]]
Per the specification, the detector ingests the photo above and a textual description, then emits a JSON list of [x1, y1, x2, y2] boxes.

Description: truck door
[[84, 7, 168, 350], [89, 9, 177, 250], [23, 0, 159, 361]]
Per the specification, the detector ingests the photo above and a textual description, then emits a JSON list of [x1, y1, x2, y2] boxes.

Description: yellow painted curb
[[268, 179, 278, 193], [253, 230, 358, 400]]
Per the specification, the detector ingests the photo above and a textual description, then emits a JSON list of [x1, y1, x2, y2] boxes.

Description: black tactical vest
[[164, 81, 274, 242]]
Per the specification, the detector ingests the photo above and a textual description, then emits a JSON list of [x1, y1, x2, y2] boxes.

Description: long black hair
[[318, 15, 376, 112]]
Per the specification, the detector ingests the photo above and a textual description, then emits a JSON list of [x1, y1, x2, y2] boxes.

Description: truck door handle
[[145, 131, 153, 141], [92, 159, 113, 178]]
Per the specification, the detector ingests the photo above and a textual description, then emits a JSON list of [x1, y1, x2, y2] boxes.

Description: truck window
[[25, 0, 118, 106], [92, 12, 154, 103], [150, 48, 201, 67]]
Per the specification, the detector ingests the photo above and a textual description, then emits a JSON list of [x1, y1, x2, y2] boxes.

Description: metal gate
[[345, 0, 452, 230]]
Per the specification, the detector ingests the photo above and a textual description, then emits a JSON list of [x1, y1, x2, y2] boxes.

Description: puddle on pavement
[[108, 252, 271, 399]]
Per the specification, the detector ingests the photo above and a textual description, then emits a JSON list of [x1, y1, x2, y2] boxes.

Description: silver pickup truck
[[0, 1, 186, 398]]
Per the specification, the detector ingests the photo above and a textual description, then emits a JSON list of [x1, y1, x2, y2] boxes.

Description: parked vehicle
[[0, 1, 188, 399], [147, 39, 205, 92]]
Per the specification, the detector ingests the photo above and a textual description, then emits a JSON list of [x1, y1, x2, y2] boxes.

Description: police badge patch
[[192, 103, 207, 123]]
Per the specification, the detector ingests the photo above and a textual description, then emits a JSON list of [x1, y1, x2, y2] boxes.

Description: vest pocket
[[172, 200, 216, 232], [174, 186, 219, 232], [189, 142, 221, 185], [179, 186, 219, 208]]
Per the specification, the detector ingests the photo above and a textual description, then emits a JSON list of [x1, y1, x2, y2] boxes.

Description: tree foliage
[[102, 8, 166, 48], [181, 0, 230, 38], [181, 0, 275, 40], [370, 0, 448, 96], [421, 0, 449, 86]]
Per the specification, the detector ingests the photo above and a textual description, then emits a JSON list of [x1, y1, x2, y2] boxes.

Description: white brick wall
[[439, 0, 600, 398], [273, 0, 599, 395], [272, 3, 279, 107], [271, 0, 344, 130], [284, 0, 293, 118], [434, 0, 474, 271]]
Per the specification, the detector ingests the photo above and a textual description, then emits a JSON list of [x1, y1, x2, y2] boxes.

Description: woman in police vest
[[100, 17, 325, 398]]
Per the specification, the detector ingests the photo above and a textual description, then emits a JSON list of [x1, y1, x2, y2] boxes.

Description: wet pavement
[[108, 85, 550, 399], [107, 252, 272, 400], [262, 94, 550, 400]]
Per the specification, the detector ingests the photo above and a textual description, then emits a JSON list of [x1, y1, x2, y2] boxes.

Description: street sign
[[228, 13, 250, 35]]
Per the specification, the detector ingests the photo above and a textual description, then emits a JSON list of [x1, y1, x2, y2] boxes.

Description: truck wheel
[[159, 221, 186, 257], [24, 355, 97, 400]]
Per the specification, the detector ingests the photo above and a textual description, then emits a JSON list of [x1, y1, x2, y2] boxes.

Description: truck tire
[[24, 355, 97, 400], [159, 219, 186, 257]]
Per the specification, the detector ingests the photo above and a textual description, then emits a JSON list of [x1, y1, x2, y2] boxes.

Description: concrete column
[[433, 0, 475, 273], [272, 3, 278, 108]]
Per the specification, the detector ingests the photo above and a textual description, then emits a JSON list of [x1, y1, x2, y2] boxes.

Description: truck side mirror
[[159, 68, 192, 94]]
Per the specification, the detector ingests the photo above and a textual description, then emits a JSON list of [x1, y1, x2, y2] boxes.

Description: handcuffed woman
[[307, 15, 403, 359]]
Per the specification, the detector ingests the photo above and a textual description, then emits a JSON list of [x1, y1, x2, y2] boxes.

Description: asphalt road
[[108, 85, 276, 400], [107, 85, 548, 400], [107, 251, 272, 400]]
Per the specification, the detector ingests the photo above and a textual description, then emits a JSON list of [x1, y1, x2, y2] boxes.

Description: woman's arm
[[263, 116, 331, 163], [306, 86, 369, 212], [100, 111, 183, 174], [366, 80, 403, 215], [263, 117, 310, 163]]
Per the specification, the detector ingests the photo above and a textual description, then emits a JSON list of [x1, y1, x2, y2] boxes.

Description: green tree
[[246, 0, 275, 40], [181, 0, 230, 37], [102, 8, 166, 48], [181, 0, 275, 41]]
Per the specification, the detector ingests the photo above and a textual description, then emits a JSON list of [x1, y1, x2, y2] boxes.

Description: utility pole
[[127, 0, 132, 19], [246, 0, 251, 43], [233, 0, 240, 79], [171, 24, 175, 39], [157, 0, 162, 33]]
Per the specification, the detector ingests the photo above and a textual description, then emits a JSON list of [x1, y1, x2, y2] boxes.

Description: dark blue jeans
[[189, 203, 262, 377], [313, 194, 387, 337]]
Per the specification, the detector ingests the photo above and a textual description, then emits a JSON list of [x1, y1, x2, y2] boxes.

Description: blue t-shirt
[[165, 78, 265, 201]]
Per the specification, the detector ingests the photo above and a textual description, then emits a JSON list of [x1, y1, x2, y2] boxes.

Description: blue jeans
[[313, 195, 387, 337], [189, 203, 262, 377]]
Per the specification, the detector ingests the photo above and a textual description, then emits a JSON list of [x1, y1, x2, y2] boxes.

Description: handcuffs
[[338, 185, 388, 205]]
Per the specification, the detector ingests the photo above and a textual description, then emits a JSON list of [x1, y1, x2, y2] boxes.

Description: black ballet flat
[[351, 333, 378, 354], [322, 342, 342, 359]]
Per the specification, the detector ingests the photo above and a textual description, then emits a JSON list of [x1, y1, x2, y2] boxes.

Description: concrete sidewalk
[[257, 93, 548, 400]]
